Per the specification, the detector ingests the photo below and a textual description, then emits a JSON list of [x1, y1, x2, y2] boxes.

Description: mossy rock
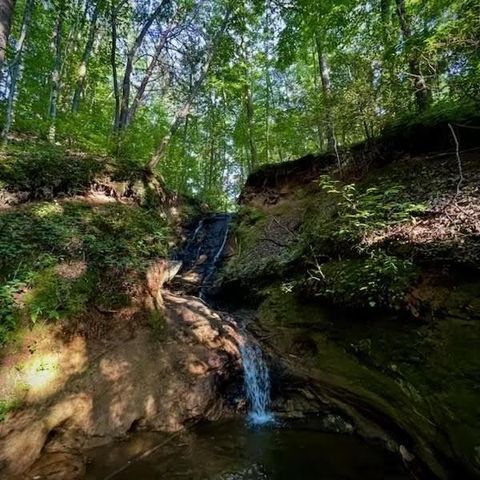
[[257, 286, 480, 478]]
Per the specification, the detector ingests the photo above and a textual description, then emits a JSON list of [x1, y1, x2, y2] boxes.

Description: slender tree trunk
[[2, 0, 34, 140], [110, 0, 120, 131], [395, 0, 430, 111], [315, 32, 335, 152], [264, 63, 271, 163], [48, 1, 65, 143], [146, 7, 232, 174], [117, 0, 169, 130], [206, 100, 215, 194], [71, 1, 99, 112], [0, 0, 15, 69], [312, 39, 324, 150], [244, 81, 258, 172], [126, 22, 175, 125], [263, 0, 271, 164], [380, 0, 397, 109]]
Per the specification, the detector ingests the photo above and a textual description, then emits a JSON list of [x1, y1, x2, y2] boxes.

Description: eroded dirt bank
[[0, 261, 245, 479], [217, 123, 480, 479]]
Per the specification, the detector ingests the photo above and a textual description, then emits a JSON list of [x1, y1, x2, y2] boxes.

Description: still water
[[86, 419, 409, 480]]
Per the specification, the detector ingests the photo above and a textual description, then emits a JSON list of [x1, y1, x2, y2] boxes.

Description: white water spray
[[239, 340, 273, 425]]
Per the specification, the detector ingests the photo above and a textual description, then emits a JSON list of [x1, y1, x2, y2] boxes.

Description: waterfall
[[176, 213, 273, 425], [239, 339, 273, 425], [212, 223, 229, 265], [200, 216, 231, 299], [191, 219, 204, 241]]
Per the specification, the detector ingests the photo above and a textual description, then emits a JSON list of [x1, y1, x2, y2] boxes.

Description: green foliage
[[317, 175, 427, 244], [1, 0, 479, 203], [0, 143, 104, 195], [0, 201, 171, 344], [0, 280, 22, 344], [24, 268, 94, 323], [310, 252, 419, 309], [0, 399, 20, 422]]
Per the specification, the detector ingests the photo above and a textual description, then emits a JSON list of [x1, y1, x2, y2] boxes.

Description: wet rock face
[[0, 292, 243, 478], [245, 286, 480, 479], [171, 214, 232, 298]]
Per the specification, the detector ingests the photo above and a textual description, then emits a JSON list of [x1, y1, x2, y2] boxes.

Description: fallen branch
[[448, 123, 464, 196], [103, 429, 186, 480]]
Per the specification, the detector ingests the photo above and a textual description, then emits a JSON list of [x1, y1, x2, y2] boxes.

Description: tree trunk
[[146, 7, 232, 174], [71, 1, 100, 112], [244, 81, 258, 172], [48, 1, 65, 143], [2, 0, 34, 140], [395, 0, 430, 111], [117, 0, 169, 130], [110, 0, 120, 131], [263, 0, 271, 164], [126, 21, 176, 126], [0, 0, 15, 69], [312, 39, 324, 150], [315, 32, 335, 152]]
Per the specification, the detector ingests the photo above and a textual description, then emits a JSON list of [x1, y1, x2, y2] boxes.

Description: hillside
[[218, 120, 480, 479]]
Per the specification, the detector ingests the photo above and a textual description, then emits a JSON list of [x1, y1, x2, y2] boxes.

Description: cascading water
[[239, 339, 274, 425], [176, 213, 274, 425]]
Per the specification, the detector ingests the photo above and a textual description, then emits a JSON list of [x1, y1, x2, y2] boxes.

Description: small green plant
[[317, 175, 427, 243], [24, 268, 93, 323], [310, 252, 419, 309], [0, 399, 20, 422], [147, 309, 166, 339]]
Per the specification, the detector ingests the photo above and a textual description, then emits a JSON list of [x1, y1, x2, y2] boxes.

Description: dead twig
[[307, 244, 326, 282], [258, 237, 290, 247], [272, 216, 299, 239], [103, 429, 186, 480], [448, 123, 464, 197]]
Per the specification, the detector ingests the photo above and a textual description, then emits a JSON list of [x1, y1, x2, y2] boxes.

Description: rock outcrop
[[0, 287, 242, 478], [218, 141, 480, 479]]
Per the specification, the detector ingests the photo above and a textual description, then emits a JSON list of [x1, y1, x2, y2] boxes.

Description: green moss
[[147, 309, 167, 340], [220, 206, 287, 286], [258, 287, 480, 477]]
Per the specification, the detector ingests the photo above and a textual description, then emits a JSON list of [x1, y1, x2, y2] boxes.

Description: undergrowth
[[0, 142, 104, 196], [0, 201, 171, 344]]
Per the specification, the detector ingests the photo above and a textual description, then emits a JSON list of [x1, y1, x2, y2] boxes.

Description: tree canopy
[[0, 0, 478, 207]]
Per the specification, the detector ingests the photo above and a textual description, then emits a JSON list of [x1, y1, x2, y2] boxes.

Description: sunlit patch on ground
[[23, 353, 59, 394], [0, 328, 88, 404], [31, 202, 64, 218]]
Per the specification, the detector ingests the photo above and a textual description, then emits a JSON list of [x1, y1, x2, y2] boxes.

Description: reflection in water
[[86, 419, 408, 480]]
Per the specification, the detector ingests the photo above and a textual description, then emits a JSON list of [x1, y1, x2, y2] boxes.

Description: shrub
[[308, 252, 419, 309]]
